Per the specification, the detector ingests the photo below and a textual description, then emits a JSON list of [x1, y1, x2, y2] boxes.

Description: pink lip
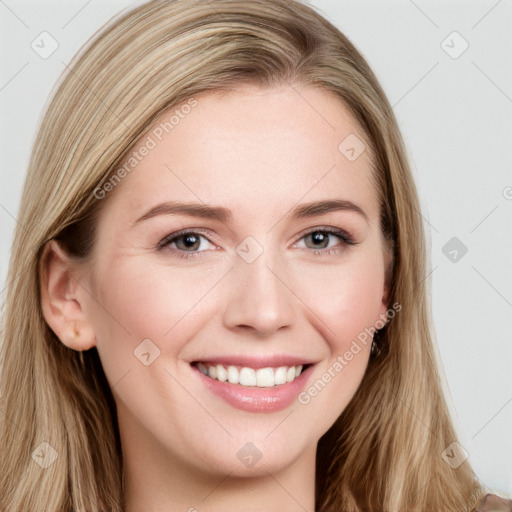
[[191, 354, 314, 369], [192, 363, 315, 413]]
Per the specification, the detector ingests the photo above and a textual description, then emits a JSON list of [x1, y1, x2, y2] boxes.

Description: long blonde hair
[[0, 1, 486, 510]]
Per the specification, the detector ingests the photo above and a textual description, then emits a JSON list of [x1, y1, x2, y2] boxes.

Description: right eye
[[157, 229, 218, 259]]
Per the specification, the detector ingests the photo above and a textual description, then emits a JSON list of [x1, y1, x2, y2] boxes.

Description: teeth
[[196, 362, 306, 388], [256, 367, 274, 387], [216, 364, 227, 382], [227, 365, 239, 384], [239, 367, 256, 386], [274, 366, 287, 385]]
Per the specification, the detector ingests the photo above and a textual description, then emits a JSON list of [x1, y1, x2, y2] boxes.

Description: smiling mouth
[[191, 362, 310, 388]]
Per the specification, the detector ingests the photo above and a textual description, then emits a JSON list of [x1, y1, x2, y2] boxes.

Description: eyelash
[[157, 226, 356, 260]]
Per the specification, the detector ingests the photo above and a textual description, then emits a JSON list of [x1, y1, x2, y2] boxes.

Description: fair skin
[[41, 84, 390, 511]]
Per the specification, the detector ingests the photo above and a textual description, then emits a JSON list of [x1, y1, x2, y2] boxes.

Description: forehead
[[101, 84, 378, 225]]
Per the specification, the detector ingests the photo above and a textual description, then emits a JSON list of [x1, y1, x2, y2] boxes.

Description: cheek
[[292, 250, 385, 407], [294, 250, 386, 346], [87, 259, 229, 376]]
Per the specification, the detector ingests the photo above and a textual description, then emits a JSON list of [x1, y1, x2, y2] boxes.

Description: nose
[[222, 245, 296, 338]]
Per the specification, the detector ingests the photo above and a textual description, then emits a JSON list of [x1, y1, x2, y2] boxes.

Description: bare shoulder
[[478, 493, 512, 511]]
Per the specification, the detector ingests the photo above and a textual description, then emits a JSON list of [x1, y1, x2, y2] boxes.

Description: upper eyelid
[[158, 228, 215, 248]]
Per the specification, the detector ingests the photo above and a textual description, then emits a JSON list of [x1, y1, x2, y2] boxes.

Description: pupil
[[183, 235, 198, 248], [311, 231, 327, 247]]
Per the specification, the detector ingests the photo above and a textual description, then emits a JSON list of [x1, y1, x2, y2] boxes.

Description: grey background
[[1, 0, 511, 496]]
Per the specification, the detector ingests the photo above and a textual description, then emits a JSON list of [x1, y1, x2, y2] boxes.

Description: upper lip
[[191, 355, 316, 369]]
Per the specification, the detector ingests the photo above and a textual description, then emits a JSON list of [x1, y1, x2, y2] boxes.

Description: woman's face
[[78, 84, 390, 478]]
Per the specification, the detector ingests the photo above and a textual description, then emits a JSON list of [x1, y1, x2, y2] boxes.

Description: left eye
[[295, 228, 353, 251]]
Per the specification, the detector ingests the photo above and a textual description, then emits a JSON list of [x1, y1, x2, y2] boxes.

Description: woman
[[0, 1, 509, 510]]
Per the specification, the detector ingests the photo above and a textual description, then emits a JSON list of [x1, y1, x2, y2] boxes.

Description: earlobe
[[39, 240, 97, 351], [381, 282, 391, 315], [380, 243, 394, 313]]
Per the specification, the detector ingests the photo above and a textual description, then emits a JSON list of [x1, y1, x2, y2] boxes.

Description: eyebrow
[[133, 198, 369, 226]]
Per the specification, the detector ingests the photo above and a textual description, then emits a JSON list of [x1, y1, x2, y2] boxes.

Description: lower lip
[[193, 365, 314, 413]]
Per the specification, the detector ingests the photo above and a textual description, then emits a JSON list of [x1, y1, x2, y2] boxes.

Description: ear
[[379, 242, 394, 317], [39, 240, 97, 351]]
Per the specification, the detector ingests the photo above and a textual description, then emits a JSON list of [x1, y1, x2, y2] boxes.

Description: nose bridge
[[222, 237, 295, 336]]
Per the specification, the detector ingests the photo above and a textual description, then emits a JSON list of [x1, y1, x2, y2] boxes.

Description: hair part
[[1, 1, 485, 510]]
